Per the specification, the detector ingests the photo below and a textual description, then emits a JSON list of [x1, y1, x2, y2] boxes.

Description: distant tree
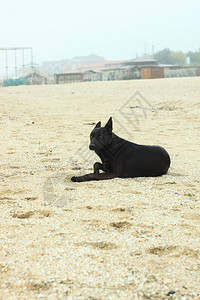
[[170, 51, 185, 66], [154, 48, 185, 66], [154, 48, 172, 64], [187, 49, 200, 66]]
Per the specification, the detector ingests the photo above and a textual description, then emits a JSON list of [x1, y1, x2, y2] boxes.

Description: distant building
[[16, 61, 41, 78], [25, 72, 45, 85], [122, 57, 180, 79], [41, 60, 69, 77], [52, 55, 200, 84], [54, 72, 84, 84], [42, 54, 106, 77], [54, 59, 126, 84], [123, 57, 159, 67]]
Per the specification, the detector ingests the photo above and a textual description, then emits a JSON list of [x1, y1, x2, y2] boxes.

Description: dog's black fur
[[71, 117, 170, 182]]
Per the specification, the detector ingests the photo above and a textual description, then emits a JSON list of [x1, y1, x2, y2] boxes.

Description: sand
[[0, 77, 200, 299]]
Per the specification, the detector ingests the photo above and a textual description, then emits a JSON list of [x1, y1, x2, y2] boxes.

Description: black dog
[[71, 117, 170, 182]]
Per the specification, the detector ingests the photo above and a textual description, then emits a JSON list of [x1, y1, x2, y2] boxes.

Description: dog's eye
[[99, 135, 103, 139]]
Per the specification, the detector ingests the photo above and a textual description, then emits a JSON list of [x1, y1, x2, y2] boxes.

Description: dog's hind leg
[[71, 172, 116, 182]]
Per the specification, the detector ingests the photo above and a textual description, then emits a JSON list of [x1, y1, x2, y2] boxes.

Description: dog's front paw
[[71, 176, 82, 182]]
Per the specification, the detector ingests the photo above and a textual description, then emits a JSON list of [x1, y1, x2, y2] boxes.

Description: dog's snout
[[89, 143, 96, 150]]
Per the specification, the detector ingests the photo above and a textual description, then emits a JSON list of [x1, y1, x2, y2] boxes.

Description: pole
[[31, 48, 33, 84], [5, 50, 8, 79], [15, 48, 17, 78], [152, 44, 155, 58], [23, 48, 25, 77]]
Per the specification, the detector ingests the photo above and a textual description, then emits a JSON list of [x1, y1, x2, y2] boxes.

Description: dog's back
[[116, 141, 170, 177]]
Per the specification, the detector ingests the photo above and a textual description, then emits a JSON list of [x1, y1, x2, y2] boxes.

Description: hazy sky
[[0, 0, 200, 64]]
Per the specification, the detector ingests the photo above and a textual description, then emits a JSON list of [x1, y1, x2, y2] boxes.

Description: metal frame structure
[[0, 47, 33, 79]]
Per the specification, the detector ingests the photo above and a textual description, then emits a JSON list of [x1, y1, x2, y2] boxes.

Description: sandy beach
[[0, 77, 200, 299]]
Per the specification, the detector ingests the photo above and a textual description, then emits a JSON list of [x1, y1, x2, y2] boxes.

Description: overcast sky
[[0, 0, 200, 64]]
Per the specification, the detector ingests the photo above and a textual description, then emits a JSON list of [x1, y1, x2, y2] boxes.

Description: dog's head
[[89, 117, 113, 152]]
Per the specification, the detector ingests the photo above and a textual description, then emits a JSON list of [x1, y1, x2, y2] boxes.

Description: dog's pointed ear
[[95, 121, 101, 128], [105, 117, 112, 131]]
